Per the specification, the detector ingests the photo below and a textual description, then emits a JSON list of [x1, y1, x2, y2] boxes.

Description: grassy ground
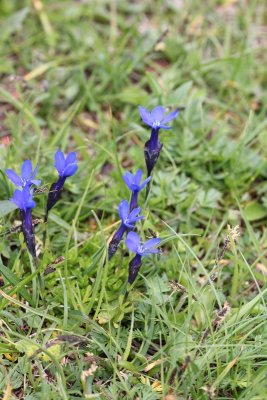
[[0, 0, 267, 398]]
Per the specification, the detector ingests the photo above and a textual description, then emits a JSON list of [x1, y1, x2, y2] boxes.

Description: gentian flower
[[138, 105, 180, 179], [108, 200, 143, 259], [138, 106, 179, 131], [6, 160, 41, 188], [10, 186, 36, 257], [123, 169, 151, 210], [46, 149, 78, 220], [125, 231, 161, 285]]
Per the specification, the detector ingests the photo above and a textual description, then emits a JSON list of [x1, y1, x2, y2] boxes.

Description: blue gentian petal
[[63, 164, 78, 177], [143, 237, 161, 249], [31, 179, 41, 186], [128, 207, 142, 219], [161, 109, 179, 124], [6, 169, 23, 186], [151, 106, 165, 121], [66, 152, 77, 164], [124, 222, 135, 229], [118, 200, 129, 221], [32, 164, 39, 179], [21, 160, 32, 180], [125, 231, 140, 253], [27, 198, 36, 209], [128, 215, 144, 224], [54, 149, 65, 175], [123, 172, 133, 190], [10, 189, 23, 208], [140, 176, 151, 191], [134, 169, 142, 186], [142, 248, 159, 256], [138, 106, 153, 126]]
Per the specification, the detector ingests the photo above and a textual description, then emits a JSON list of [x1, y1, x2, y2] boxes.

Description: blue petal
[[6, 169, 23, 186], [123, 172, 134, 191], [151, 106, 164, 121], [63, 164, 78, 177], [161, 109, 179, 124], [124, 222, 135, 229], [22, 187, 35, 210], [140, 176, 151, 191], [138, 106, 153, 126], [125, 231, 140, 253], [143, 237, 161, 249], [128, 207, 141, 219], [142, 248, 159, 256], [10, 189, 24, 209], [134, 169, 142, 186], [118, 200, 129, 221], [66, 152, 77, 165], [32, 164, 39, 179], [54, 149, 65, 174], [128, 215, 144, 224], [31, 179, 41, 186], [27, 199, 36, 209], [21, 160, 32, 180], [159, 125, 172, 130]]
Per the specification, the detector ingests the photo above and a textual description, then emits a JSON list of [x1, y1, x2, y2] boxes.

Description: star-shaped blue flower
[[10, 186, 36, 211], [123, 169, 151, 193], [6, 160, 41, 188], [125, 231, 161, 257], [125, 231, 161, 285], [138, 105, 179, 131], [118, 200, 144, 229], [108, 200, 144, 260], [55, 149, 78, 178], [45, 149, 78, 221], [9, 186, 36, 257]]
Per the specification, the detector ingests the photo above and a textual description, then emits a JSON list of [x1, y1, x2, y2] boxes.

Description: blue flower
[[118, 200, 144, 229], [45, 150, 78, 221], [10, 186, 36, 211], [123, 169, 151, 193], [138, 105, 179, 131], [55, 149, 78, 178], [138, 106, 179, 180], [108, 200, 143, 259], [125, 231, 161, 256], [6, 160, 41, 188], [123, 169, 151, 210], [125, 232, 161, 285], [9, 187, 36, 257]]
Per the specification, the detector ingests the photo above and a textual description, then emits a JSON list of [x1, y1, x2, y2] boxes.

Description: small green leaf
[[0, 200, 17, 218], [0, 7, 29, 41], [15, 340, 39, 357], [243, 201, 267, 221]]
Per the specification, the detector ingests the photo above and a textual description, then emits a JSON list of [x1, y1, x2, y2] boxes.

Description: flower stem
[[130, 191, 138, 211]]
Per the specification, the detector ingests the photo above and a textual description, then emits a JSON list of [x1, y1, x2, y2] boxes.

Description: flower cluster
[[108, 167, 161, 286], [4, 104, 177, 296], [108, 105, 179, 288], [108, 170, 148, 259], [6, 150, 78, 257]]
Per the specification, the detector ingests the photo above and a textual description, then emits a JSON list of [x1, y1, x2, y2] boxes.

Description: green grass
[[0, 0, 267, 398]]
